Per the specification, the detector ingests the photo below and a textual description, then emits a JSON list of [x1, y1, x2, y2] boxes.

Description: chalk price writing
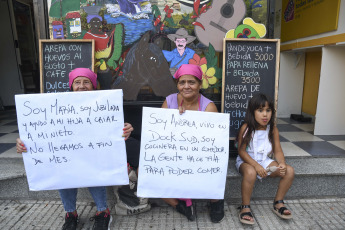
[[44, 44, 82, 53], [241, 77, 261, 84], [227, 44, 272, 53], [233, 69, 259, 77], [255, 53, 274, 61], [42, 42, 92, 93]]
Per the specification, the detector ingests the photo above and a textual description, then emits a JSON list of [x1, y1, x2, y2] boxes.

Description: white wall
[[277, 52, 305, 117], [314, 46, 345, 135], [0, 0, 24, 106]]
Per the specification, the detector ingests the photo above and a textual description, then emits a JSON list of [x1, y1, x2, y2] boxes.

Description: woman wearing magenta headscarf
[[16, 68, 135, 230], [161, 64, 225, 223]]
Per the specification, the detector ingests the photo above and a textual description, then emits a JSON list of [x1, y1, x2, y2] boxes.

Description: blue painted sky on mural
[[104, 14, 154, 46]]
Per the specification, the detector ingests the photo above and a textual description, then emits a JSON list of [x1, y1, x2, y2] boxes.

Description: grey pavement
[[1, 198, 345, 229]]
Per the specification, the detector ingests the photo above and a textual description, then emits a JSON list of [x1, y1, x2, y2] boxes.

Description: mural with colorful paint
[[65, 12, 83, 38], [52, 21, 64, 39], [47, 0, 267, 100]]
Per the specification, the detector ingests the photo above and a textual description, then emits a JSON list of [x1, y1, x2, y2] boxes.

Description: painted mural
[[47, 0, 267, 101]]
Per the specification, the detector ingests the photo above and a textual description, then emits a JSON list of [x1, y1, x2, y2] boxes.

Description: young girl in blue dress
[[236, 93, 294, 225]]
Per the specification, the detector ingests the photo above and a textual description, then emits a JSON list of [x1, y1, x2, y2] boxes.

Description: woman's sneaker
[[176, 200, 196, 221], [62, 212, 78, 230], [209, 200, 225, 223], [90, 209, 112, 230], [115, 168, 151, 215]]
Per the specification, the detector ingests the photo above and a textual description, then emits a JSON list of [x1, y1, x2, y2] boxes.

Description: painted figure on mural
[[52, 21, 64, 39], [162, 28, 196, 76], [82, 5, 118, 52], [66, 12, 82, 39], [83, 15, 111, 52]]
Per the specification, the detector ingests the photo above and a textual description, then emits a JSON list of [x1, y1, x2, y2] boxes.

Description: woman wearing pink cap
[[16, 68, 135, 230], [161, 64, 225, 223]]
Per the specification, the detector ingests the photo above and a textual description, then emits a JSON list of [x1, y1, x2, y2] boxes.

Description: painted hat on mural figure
[[167, 28, 196, 44]]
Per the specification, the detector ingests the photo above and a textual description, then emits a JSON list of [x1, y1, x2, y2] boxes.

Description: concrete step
[[1, 157, 345, 201], [226, 157, 345, 200]]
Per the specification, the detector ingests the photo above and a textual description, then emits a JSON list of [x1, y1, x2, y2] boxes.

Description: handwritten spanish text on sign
[[222, 39, 279, 138], [137, 107, 230, 199], [15, 90, 128, 191], [40, 40, 94, 93]]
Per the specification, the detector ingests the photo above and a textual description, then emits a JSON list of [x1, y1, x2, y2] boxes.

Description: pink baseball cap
[[69, 68, 97, 89], [173, 64, 203, 80]]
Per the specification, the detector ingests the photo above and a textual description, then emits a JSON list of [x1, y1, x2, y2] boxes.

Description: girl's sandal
[[273, 200, 293, 219], [238, 205, 255, 225]]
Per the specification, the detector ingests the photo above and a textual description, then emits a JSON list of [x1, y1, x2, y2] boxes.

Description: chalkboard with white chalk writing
[[222, 39, 280, 139], [39, 39, 94, 93]]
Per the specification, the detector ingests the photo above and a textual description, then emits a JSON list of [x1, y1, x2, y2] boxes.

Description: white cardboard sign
[[137, 107, 230, 199], [15, 90, 128, 191]]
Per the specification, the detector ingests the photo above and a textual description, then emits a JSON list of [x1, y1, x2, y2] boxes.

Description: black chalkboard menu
[[222, 39, 280, 139], [39, 39, 94, 93]]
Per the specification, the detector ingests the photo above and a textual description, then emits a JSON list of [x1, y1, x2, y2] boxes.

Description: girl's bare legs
[[239, 163, 257, 222], [268, 161, 295, 214]]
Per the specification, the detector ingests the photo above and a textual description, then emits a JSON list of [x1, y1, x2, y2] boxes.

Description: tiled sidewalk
[[1, 198, 345, 229], [1, 108, 345, 158]]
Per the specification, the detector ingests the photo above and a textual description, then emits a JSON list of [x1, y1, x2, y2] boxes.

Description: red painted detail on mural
[[167, 9, 173, 18], [194, 0, 200, 15], [65, 12, 81, 19], [160, 24, 165, 31], [52, 21, 63, 25], [200, 5, 207, 14], [192, 21, 205, 30]]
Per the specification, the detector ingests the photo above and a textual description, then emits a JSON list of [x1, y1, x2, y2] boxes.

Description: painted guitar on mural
[[194, 0, 246, 52]]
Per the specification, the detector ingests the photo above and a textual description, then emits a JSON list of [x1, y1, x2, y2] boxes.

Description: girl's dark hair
[[240, 93, 275, 148]]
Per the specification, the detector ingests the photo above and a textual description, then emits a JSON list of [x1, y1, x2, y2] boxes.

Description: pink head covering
[[69, 68, 97, 89], [173, 64, 203, 80]]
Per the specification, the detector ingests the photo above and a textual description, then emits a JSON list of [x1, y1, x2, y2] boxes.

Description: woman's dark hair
[[240, 93, 275, 148]]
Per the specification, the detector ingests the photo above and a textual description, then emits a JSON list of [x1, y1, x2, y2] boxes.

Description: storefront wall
[[41, 0, 271, 102], [277, 51, 305, 118], [302, 50, 321, 116], [316, 46, 345, 135], [276, 0, 345, 135], [0, 0, 25, 106]]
